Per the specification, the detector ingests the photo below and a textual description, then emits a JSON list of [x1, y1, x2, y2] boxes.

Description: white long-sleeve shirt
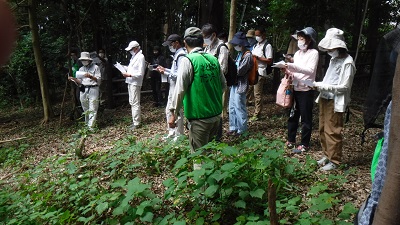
[[204, 39, 229, 75], [77, 63, 101, 86], [125, 50, 146, 86]]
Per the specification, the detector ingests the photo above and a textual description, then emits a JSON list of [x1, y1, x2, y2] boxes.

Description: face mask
[[255, 36, 263, 43], [327, 50, 339, 58], [130, 50, 136, 56], [169, 45, 176, 53], [98, 53, 105, 58], [82, 61, 90, 66], [234, 45, 242, 51], [153, 51, 159, 55], [204, 36, 213, 46], [297, 40, 307, 50]]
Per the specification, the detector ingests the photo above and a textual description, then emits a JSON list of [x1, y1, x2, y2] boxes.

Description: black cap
[[162, 34, 181, 46]]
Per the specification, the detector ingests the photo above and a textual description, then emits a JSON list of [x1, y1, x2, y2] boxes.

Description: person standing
[[201, 23, 229, 140], [246, 29, 257, 50], [248, 28, 273, 121], [122, 41, 146, 130], [227, 31, 253, 136], [68, 52, 101, 130], [283, 27, 319, 153], [156, 34, 186, 139], [150, 46, 167, 107], [97, 49, 108, 107], [168, 27, 226, 151], [313, 28, 356, 171]]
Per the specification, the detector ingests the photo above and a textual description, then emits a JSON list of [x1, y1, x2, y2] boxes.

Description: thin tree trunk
[[372, 54, 400, 225], [228, 0, 237, 52], [268, 178, 279, 225], [28, 0, 53, 124]]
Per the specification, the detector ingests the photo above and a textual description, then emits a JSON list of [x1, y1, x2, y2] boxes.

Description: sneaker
[[317, 157, 329, 166], [226, 130, 237, 136], [320, 162, 337, 171], [285, 141, 295, 149], [292, 145, 309, 154], [129, 124, 139, 131]]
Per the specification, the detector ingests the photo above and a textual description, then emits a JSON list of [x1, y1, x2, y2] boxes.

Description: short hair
[[184, 36, 204, 48], [217, 32, 228, 39], [255, 27, 266, 34], [201, 23, 217, 37]]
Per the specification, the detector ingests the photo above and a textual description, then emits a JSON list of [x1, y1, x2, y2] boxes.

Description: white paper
[[75, 71, 86, 79], [300, 79, 315, 87], [271, 60, 286, 68], [161, 73, 168, 83], [114, 62, 127, 74]]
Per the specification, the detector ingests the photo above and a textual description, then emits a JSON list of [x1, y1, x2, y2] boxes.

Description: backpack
[[242, 51, 259, 85], [262, 41, 274, 75], [215, 44, 238, 86]]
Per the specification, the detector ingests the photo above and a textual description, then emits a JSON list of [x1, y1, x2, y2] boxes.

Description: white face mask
[[169, 45, 176, 53], [82, 61, 90, 66], [234, 45, 242, 51], [328, 50, 339, 58], [204, 36, 213, 46], [297, 40, 307, 50], [98, 53, 105, 58], [130, 50, 136, 56], [255, 36, 263, 43]]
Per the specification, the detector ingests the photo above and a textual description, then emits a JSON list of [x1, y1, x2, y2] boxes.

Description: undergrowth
[[0, 135, 357, 224]]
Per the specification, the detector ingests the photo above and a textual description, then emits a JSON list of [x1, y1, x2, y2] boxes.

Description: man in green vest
[[168, 27, 227, 151]]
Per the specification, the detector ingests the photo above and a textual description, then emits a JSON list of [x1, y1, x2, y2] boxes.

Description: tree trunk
[[28, 0, 54, 123], [372, 54, 400, 225], [228, 0, 237, 51], [268, 178, 279, 225]]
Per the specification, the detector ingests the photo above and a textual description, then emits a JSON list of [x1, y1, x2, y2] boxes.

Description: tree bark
[[28, 0, 54, 123], [268, 178, 279, 225], [228, 0, 237, 52], [372, 54, 400, 225]]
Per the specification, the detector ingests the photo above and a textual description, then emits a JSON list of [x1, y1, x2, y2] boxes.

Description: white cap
[[125, 41, 140, 51]]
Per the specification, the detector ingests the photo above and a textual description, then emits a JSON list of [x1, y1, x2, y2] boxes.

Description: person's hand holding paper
[[272, 60, 286, 68]]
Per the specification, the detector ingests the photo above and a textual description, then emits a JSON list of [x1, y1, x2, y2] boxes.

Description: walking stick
[[59, 73, 69, 126]]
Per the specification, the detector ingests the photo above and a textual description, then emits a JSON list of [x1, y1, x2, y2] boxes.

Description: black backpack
[[261, 41, 273, 75], [215, 43, 238, 86]]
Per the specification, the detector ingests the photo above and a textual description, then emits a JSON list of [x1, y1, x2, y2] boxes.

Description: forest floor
[[0, 90, 381, 214]]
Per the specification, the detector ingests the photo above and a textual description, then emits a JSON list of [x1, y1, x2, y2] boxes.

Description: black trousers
[[287, 90, 314, 147]]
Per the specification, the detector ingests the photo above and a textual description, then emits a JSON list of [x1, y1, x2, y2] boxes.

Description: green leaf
[[221, 162, 237, 171], [136, 200, 151, 215], [338, 203, 358, 219], [140, 212, 154, 222], [111, 179, 127, 188], [96, 202, 108, 215], [234, 200, 246, 208], [174, 158, 188, 170], [113, 206, 125, 216], [221, 146, 239, 156], [212, 213, 221, 221], [196, 217, 205, 225], [173, 221, 186, 225], [235, 182, 250, 188], [163, 178, 175, 187], [210, 170, 226, 182], [205, 185, 219, 197], [250, 189, 265, 199]]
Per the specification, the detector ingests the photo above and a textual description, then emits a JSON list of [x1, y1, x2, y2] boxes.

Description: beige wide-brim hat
[[78, 52, 92, 61], [318, 28, 348, 51]]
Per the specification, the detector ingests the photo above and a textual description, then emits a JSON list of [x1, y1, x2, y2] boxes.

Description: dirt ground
[[0, 89, 380, 211]]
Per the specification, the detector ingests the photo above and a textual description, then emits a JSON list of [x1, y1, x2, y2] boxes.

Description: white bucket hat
[[318, 28, 348, 51], [78, 52, 92, 61], [125, 41, 140, 51]]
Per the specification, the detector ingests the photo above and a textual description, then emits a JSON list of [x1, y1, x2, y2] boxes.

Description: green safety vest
[[183, 53, 223, 120]]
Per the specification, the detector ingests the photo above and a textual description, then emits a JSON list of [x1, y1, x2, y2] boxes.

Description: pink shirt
[[287, 49, 319, 91]]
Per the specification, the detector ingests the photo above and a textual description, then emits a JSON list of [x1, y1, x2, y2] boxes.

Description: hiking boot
[[320, 162, 337, 171], [285, 141, 295, 149], [292, 145, 309, 154], [129, 124, 140, 131], [317, 157, 329, 166]]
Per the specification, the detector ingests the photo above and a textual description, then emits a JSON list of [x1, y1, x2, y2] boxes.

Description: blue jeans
[[229, 85, 248, 134]]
